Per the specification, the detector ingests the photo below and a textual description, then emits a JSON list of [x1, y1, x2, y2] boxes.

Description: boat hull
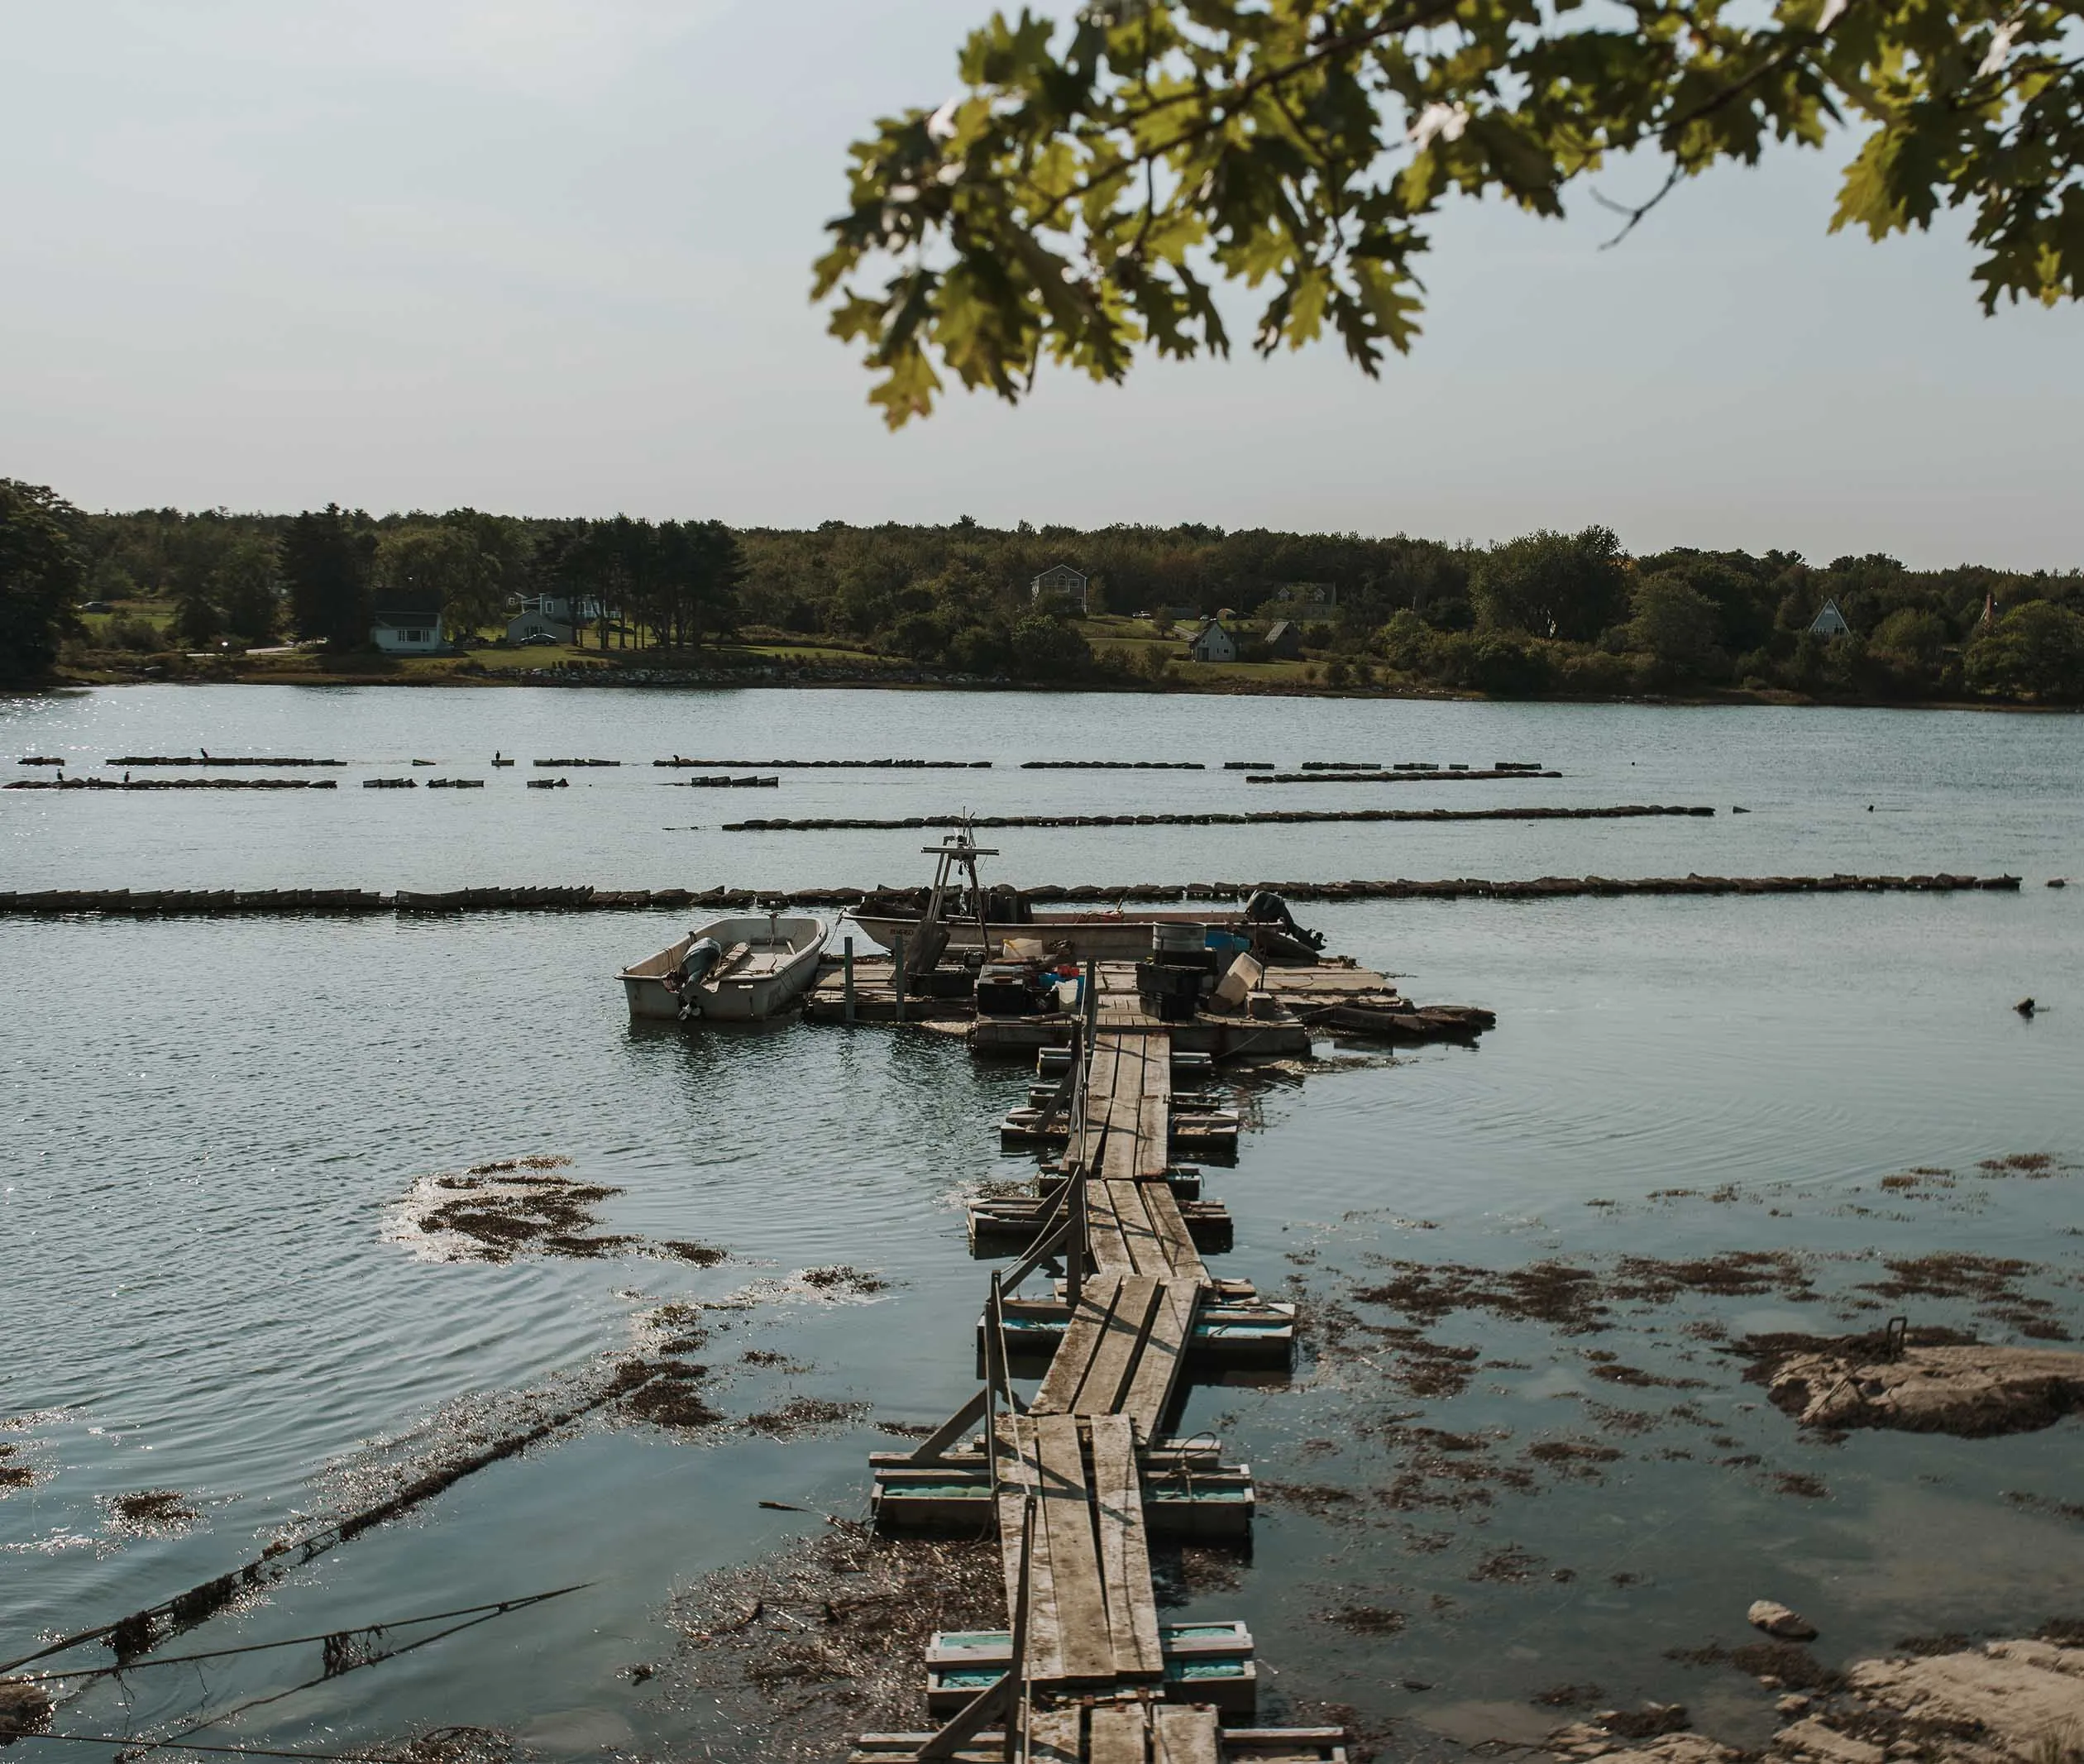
[[619, 915, 829, 1022], [846, 909, 1243, 963]]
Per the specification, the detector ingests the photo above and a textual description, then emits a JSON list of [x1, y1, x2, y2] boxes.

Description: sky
[[4, 0, 2080, 566]]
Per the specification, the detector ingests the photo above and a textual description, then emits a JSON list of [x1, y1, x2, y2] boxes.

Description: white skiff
[[618, 914, 829, 1021]]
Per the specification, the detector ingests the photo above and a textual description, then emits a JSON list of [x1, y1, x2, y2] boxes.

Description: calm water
[[2, 686, 2081, 1761]]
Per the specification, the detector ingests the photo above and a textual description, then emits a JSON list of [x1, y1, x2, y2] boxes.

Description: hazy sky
[[5, 1, 2079, 565]]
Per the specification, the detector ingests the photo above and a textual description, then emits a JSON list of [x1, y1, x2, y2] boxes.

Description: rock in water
[[2015, 997, 2036, 1016], [1763, 1341, 2084, 1437], [1748, 1599, 1819, 1641]]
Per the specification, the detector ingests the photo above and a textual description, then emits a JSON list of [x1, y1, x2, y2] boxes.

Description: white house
[[370, 598, 444, 654], [1030, 564, 1089, 612], [1809, 597, 1851, 638], [1187, 619, 1237, 663]]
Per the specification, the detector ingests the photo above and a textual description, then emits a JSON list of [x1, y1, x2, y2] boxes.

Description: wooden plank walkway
[[853, 1010, 1342, 1762]]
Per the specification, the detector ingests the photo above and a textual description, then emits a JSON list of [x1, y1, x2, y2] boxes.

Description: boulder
[[1763, 1342, 2084, 1437], [1750, 1600, 1820, 1641]]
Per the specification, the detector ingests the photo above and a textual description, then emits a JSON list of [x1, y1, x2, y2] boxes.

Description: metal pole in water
[[843, 935, 856, 1024], [894, 935, 908, 1025]]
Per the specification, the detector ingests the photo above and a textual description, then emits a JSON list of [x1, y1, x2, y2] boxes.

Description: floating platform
[[874, 1440, 1254, 1539], [928, 1621, 1258, 1716], [846, 1719, 1349, 1764], [969, 1195, 1233, 1256], [990, 1293, 1296, 1372]]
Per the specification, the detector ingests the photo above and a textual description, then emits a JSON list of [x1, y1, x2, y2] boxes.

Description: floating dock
[[803, 949, 1475, 1059], [853, 1019, 1343, 1763]]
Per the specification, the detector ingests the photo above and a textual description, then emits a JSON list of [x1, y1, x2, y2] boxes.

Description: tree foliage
[[211, 535, 283, 645], [1628, 569, 1723, 672], [1965, 598, 2084, 700], [817, 0, 2083, 423], [0, 478, 86, 682], [1471, 524, 1627, 640], [37, 495, 2084, 703]]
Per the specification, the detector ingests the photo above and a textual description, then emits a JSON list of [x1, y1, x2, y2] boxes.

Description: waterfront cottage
[[1030, 563, 1089, 611], [1809, 597, 1852, 638], [1187, 618, 1238, 663], [1264, 619, 1302, 660], [505, 592, 605, 645], [369, 597, 444, 654]]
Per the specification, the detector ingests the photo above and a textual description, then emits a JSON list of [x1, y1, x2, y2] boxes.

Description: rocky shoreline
[[1551, 1631, 2084, 1762]]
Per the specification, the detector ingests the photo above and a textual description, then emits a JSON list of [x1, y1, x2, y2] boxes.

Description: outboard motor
[[668, 935, 725, 1019], [1242, 889, 1325, 952]]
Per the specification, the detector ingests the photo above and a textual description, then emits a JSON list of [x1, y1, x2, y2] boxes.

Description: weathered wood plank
[[997, 1423, 1061, 1683], [1104, 1178, 1170, 1279], [1140, 1182, 1208, 1282], [1068, 1038, 1122, 1169], [1152, 1703, 1221, 1764], [1089, 1415, 1164, 1680], [1034, 1415, 1112, 1681], [995, 1485, 1027, 1609], [1023, 1704, 1083, 1764], [1033, 1279, 1123, 1415], [1135, 1092, 1171, 1179], [1087, 1703, 1149, 1764], [1084, 1173, 1136, 1274], [1070, 1274, 1160, 1417], [1100, 1123, 1140, 1185], [1117, 1279, 1200, 1440]]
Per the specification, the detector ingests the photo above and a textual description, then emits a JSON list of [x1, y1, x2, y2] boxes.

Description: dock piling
[[844, 935, 857, 1024], [895, 935, 908, 1025]]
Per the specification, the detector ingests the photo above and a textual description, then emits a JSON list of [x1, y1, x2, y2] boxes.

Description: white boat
[[618, 914, 829, 1022]]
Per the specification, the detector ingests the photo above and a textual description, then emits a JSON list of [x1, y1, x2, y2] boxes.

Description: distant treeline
[[740, 517, 2084, 704], [2, 481, 2080, 703]]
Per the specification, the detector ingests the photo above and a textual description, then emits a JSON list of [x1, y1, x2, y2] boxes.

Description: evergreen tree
[[281, 505, 374, 650], [0, 479, 86, 683]]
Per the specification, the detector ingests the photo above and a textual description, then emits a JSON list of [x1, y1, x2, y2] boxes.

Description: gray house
[[1264, 619, 1302, 660], [506, 592, 605, 645], [1030, 564, 1089, 612], [1809, 597, 1852, 638], [1187, 619, 1237, 663]]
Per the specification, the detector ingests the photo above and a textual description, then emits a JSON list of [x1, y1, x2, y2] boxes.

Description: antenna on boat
[[909, 815, 1000, 986]]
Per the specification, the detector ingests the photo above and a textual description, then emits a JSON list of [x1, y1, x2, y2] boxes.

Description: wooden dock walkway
[[853, 1020, 1344, 1764]]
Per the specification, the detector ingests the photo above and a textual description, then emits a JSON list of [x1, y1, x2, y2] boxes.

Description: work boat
[[844, 824, 1322, 966], [618, 913, 829, 1022]]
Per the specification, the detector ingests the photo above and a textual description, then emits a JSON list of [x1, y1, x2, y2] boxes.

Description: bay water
[[2, 686, 2080, 1759]]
